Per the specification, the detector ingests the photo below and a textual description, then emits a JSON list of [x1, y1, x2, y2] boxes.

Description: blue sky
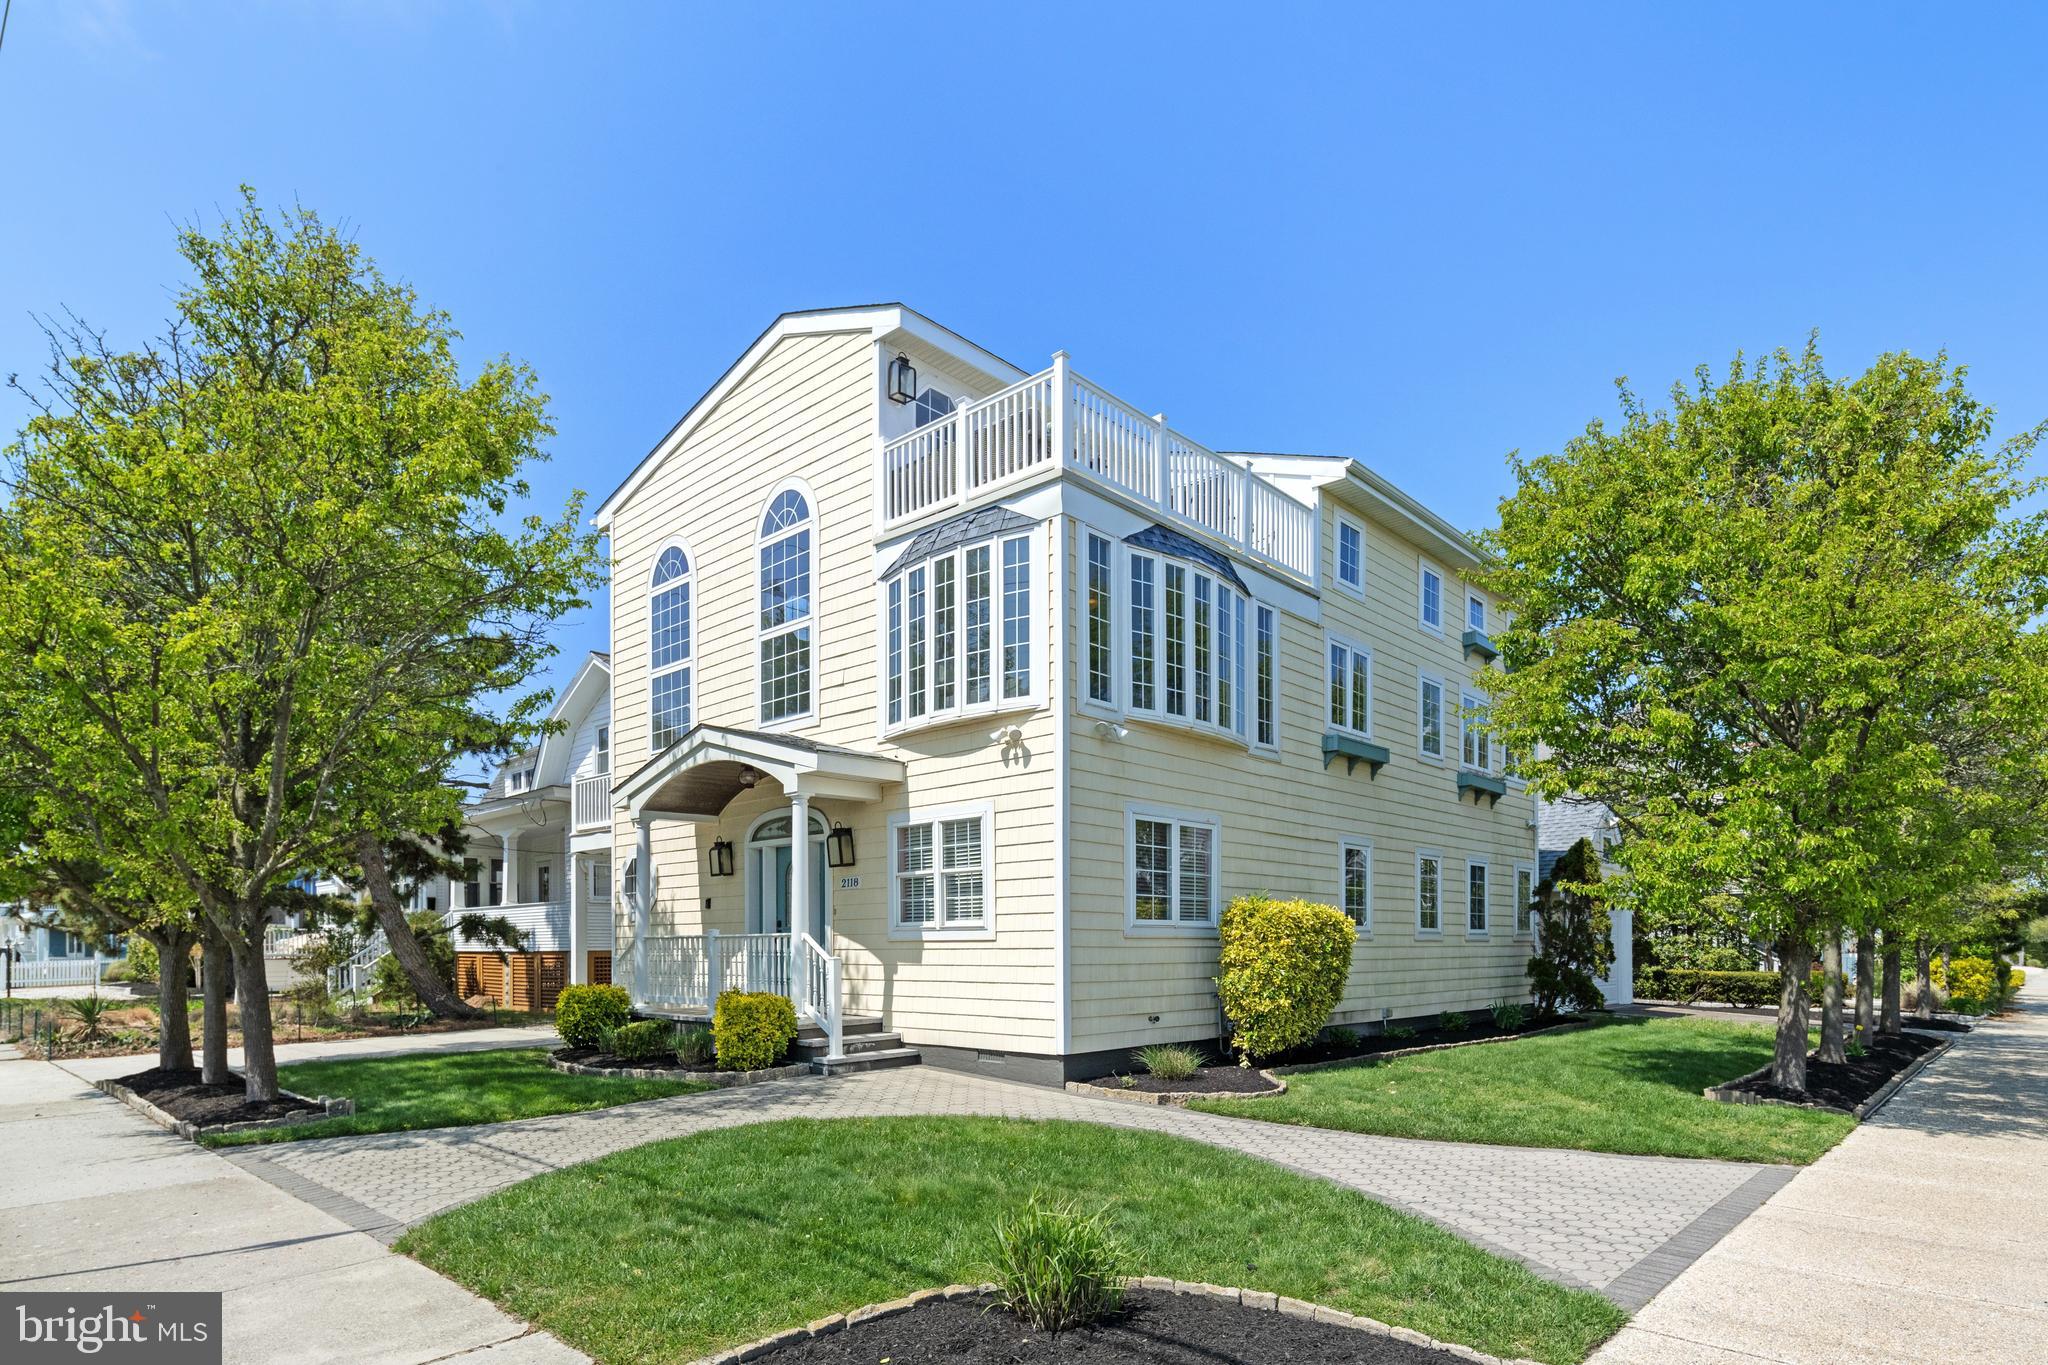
[[4, 1, 2046, 711]]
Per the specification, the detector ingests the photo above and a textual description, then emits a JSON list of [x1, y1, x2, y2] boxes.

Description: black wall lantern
[[887, 353, 918, 405], [707, 839, 735, 878], [826, 823, 856, 868]]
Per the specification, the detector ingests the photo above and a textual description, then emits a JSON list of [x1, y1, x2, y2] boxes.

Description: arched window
[[758, 486, 814, 722], [649, 544, 692, 749]]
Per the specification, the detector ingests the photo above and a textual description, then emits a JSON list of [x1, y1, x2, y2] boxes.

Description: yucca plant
[[1438, 1008, 1471, 1034], [1131, 1043, 1203, 1082], [63, 992, 114, 1044], [1489, 999, 1527, 1031], [674, 1023, 715, 1066], [987, 1198, 1128, 1333]]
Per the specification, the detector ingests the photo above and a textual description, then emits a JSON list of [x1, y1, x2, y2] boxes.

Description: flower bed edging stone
[[1703, 1035, 1952, 1118], [1065, 1071, 1286, 1106], [95, 1075, 354, 1143], [548, 1052, 811, 1088], [683, 1280, 1546, 1365]]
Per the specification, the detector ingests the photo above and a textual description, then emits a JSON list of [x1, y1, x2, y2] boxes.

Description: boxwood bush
[[712, 990, 798, 1071], [1633, 967, 1780, 1006], [556, 983, 632, 1050], [1214, 894, 1355, 1063], [604, 1019, 670, 1063]]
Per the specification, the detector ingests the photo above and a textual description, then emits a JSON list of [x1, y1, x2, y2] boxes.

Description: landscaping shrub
[[987, 1197, 1127, 1334], [711, 990, 798, 1071], [1132, 1043, 1203, 1081], [605, 1020, 669, 1063], [674, 1023, 715, 1066], [1438, 1009, 1471, 1033], [1214, 894, 1356, 1063], [62, 993, 113, 1042], [1324, 1025, 1361, 1050], [1490, 999, 1527, 1031], [1526, 838, 1613, 1014], [126, 937, 161, 982], [1635, 967, 1781, 1006], [556, 984, 632, 1050], [1934, 956, 1996, 1003], [1384, 1023, 1417, 1040], [371, 910, 458, 1010]]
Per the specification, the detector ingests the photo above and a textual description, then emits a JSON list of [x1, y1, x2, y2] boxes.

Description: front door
[[748, 832, 829, 940]]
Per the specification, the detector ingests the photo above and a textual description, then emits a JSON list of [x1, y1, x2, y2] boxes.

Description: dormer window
[[913, 387, 956, 429]]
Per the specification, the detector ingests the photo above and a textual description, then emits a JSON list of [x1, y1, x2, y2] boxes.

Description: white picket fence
[[5, 958, 108, 990]]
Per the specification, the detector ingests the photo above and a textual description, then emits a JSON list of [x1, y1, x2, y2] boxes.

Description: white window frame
[[1466, 859, 1490, 938], [1418, 669, 1446, 762], [1340, 838, 1373, 935], [1334, 514, 1367, 597], [1326, 633, 1374, 739], [888, 801, 996, 940], [1460, 689, 1496, 774], [648, 537, 697, 751], [880, 531, 1038, 737], [1125, 805, 1221, 936], [1418, 558, 1446, 634], [1082, 528, 1119, 715], [1467, 592, 1487, 634], [1253, 603, 1278, 752], [1415, 849, 1443, 938], [1514, 861, 1536, 938], [755, 479, 817, 729], [1122, 546, 1251, 748]]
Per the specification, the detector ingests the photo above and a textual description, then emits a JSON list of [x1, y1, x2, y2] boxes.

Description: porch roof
[[618, 724, 906, 819]]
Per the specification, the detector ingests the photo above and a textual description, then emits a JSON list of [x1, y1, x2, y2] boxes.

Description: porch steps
[[795, 1014, 923, 1076]]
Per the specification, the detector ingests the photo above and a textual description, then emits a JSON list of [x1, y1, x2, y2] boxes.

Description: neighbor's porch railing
[[639, 929, 843, 1060], [880, 354, 1318, 583], [572, 774, 610, 832], [4, 957, 108, 990]]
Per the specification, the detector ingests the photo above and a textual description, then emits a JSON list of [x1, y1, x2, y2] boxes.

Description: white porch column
[[788, 791, 811, 999], [501, 831, 518, 906], [568, 850, 586, 984], [632, 814, 652, 1005]]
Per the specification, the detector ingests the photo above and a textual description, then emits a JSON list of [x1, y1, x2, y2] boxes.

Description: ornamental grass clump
[[987, 1197, 1128, 1334], [1215, 895, 1356, 1064], [674, 1023, 715, 1066], [1489, 999, 1527, 1031], [1132, 1043, 1203, 1081]]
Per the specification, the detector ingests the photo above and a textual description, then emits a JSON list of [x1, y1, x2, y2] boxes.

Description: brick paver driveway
[[223, 1062, 1788, 1306]]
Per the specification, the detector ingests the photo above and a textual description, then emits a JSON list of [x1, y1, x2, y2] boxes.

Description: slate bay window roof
[[1123, 524, 1251, 597], [882, 507, 1038, 579]]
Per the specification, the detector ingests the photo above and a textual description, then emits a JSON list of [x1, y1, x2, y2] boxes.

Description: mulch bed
[[756, 1290, 1473, 1365], [111, 1067, 324, 1126], [553, 1046, 716, 1074], [1718, 1031, 1946, 1111], [1900, 1016, 1973, 1033], [1114, 1067, 1282, 1096]]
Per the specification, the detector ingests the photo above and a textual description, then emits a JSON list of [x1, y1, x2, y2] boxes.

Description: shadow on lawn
[[1576, 1015, 1789, 1097]]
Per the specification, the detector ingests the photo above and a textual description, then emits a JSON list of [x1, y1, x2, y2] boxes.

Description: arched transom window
[[758, 487, 814, 722], [649, 544, 692, 749]]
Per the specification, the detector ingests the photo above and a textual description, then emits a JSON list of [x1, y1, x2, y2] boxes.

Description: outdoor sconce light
[[707, 840, 735, 878], [826, 823, 856, 868], [887, 353, 917, 404]]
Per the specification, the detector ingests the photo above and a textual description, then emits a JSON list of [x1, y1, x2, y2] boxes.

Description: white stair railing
[[637, 928, 845, 1062], [791, 931, 844, 1062]]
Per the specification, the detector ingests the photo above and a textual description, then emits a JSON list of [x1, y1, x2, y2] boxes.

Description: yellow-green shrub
[[556, 983, 631, 1050], [1933, 956, 1997, 1005], [712, 990, 798, 1071], [1215, 895, 1356, 1063], [2012, 968, 2027, 990]]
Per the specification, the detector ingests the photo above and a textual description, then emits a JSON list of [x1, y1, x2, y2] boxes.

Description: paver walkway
[[1592, 976, 2048, 1364], [223, 1060, 1787, 1305]]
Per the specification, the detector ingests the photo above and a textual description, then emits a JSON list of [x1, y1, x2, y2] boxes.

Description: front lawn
[[204, 1047, 705, 1146], [399, 1116, 1626, 1365], [1193, 1016, 1852, 1165]]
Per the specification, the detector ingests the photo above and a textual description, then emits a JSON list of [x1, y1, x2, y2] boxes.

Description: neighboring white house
[[583, 305, 1543, 1082], [1, 904, 126, 991], [1536, 792, 1632, 1006]]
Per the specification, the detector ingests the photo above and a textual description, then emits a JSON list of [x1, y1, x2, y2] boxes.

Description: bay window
[[1128, 807, 1219, 930], [1002, 536, 1031, 699], [1086, 532, 1114, 705], [885, 532, 1033, 731], [1129, 555, 1157, 712], [1125, 546, 1250, 743]]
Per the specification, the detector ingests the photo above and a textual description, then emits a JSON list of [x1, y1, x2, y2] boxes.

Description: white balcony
[[881, 354, 1319, 583], [573, 773, 610, 832]]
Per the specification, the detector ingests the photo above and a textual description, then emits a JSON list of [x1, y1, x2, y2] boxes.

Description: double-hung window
[[1419, 560, 1444, 632], [1255, 605, 1277, 749], [1416, 850, 1443, 935], [892, 805, 992, 935], [1340, 839, 1372, 930], [1418, 670, 1446, 760], [1128, 808, 1219, 930], [886, 532, 1032, 731], [649, 544, 693, 749], [1086, 532, 1115, 706], [1460, 691, 1493, 772], [1336, 516, 1366, 595], [1467, 860, 1489, 936], [1327, 636, 1372, 736], [1467, 594, 1487, 633], [1514, 862, 1536, 937], [758, 488, 814, 723]]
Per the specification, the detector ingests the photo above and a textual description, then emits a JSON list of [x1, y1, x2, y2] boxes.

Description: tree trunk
[[359, 832, 480, 1020], [150, 927, 194, 1072], [1772, 936, 1811, 1093], [232, 931, 279, 1103], [1854, 930, 1876, 1048], [1881, 940, 1902, 1036], [1914, 938, 1936, 1021], [200, 932, 231, 1085], [1819, 934, 1847, 1064]]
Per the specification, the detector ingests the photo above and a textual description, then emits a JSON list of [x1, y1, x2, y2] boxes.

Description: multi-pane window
[[1419, 671, 1445, 759], [1086, 532, 1115, 705], [1420, 562, 1444, 631], [1337, 518, 1365, 593], [1127, 550, 1248, 741], [1193, 575, 1212, 722], [1417, 851, 1442, 934], [1255, 605, 1277, 748], [1467, 861, 1489, 935], [649, 544, 692, 749], [887, 534, 1031, 729], [893, 808, 991, 932], [1341, 840, 1372, 929], [1129, 810, 1219, 928], [1461, 691, 1493, 771], [1216, 587, 1237, 730], [758, 489, 813, 722], [1129, 555, 1157, 712], [1515, 864, 1535, 936], [1328, 637, 1372, 736], [912, 387, 955, 428], [1468, 594, 1487, 633], [1164, 564, 1187, 716]]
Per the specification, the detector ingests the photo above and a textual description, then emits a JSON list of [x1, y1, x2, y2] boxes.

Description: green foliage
[[1324, 1026, 1361, 1050], [673, 1023, 715, 1067], [1490, 1000, 1528, 1031], [1214, 895, 1356, 1062], [987, 1197, 1128, 1334], [604, 1020, 669, 1063], [1650, 937, 1755, 973], [62, 992, 113, 1042], [1384, 1024, 1418, 1040], [1132, 1043, 1204, 1082], [555, 985, 631, 1050], [1527, 839, 1614, 1015], [1932, 956, 1997, 1002], [122, 937, 160, 982], [1634, 967, 1781, 1007], [371, 911, 457, 1011], [711, 990, 797, 1071], [1438, 1009, 1472, 1034]]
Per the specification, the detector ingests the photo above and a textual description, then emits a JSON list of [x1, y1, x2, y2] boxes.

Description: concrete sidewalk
[[1592, 977, 2048, 1364], [0, 1053, 583, 1364]]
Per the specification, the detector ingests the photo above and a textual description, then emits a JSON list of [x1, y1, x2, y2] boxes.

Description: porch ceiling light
[[736, 765, 763, 788], [887, 353, 917, 404], [827, 823, 856, 868], [708, 839, 735, 878]]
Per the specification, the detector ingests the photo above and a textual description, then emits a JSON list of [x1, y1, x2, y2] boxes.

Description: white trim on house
[[1334, 512, 1367, 597], [1418, 668, 1447, 762], [887, 800, 996, 941], [1124, 804, 1221, 936], [648, 538, 695, 751], [1326, 632, 1374, 739], [1418, 557, 1447, 634], [1340, 837, 1374, 935], [1466, 590, 1488, 635], [1514, 860, 1537, 938], [1459, 687, 1497, 775], [879, 525, 1043, 739], [1253, 602, 1280, 754], [755, 476, 819, 731], [1415, 848, 1444, 938], [1466, 858, 1491, 939]]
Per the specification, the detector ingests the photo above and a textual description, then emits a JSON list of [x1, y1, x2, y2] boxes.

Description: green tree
[[1, 190, 600, 1100], [1526, 838, 1614, 1015], [1481, 342, 2048, 1093]]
